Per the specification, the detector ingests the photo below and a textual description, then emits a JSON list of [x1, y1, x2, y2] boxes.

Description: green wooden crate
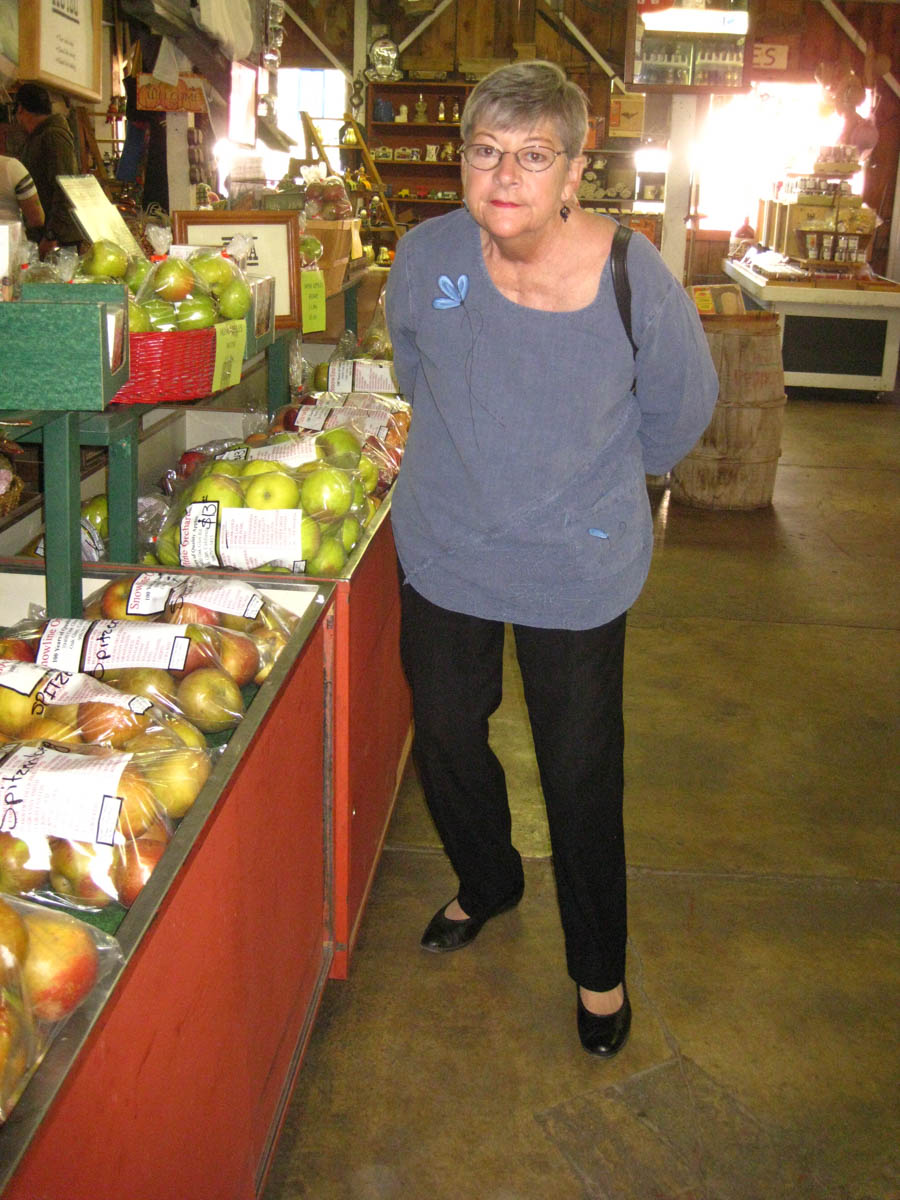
[[0, 284, 130, 409]]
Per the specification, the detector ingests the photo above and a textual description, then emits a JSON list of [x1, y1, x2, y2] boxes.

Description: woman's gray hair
[[460, 60, 588, 160]]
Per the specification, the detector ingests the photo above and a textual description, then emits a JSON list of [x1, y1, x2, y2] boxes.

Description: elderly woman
[[385, 60, 717, 1057]]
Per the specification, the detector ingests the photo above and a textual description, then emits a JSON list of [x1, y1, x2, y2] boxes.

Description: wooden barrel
[[671, 311, 786, 510]]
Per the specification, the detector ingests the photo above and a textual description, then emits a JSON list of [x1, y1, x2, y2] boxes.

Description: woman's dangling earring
[[560, 204, 571, 222]]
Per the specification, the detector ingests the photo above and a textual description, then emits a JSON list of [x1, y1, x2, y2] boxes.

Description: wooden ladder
[[341, 113, 403, 242]]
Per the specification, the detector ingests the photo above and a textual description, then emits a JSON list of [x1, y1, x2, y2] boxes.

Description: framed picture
[[171, 210, 302, 330], [17, 0, 102, 103]]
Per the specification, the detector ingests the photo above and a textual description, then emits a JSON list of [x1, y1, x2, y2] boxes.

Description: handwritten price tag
[[212, 319, 247, 391], [301, 270, 326, 333]]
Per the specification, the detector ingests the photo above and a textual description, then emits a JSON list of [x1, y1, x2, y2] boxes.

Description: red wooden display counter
[[0, 577, 335, 1200], [319, 507, 412, 979]]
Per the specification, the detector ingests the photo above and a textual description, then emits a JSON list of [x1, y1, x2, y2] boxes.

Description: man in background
[[15, 82, 82, 257]]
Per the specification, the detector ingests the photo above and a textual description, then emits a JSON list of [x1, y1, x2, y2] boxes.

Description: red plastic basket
[[111, 328, 219, 405]]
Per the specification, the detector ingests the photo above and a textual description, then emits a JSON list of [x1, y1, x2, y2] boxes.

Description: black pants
[[399, 580, 627, 991]]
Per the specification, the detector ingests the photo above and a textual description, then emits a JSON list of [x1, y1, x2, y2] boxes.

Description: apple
[[103, 666, 179, 712], [48, 839, 114, 908], [110, 820, 170, 907], [0, 833, 49, 894], [19, 714, 83, 744], [300, 466, 353, 521], [357, 455, 380, 495], [170, 624, 221, 680], [115, 762, 158, 838], [0, 896, 29, 970], [81, 239, 128, 279], [140, 299, 177, 331], [244, 470, 301, 511], [158, 711, 207, 750], [0, 998, 31, 1101], [127, 297, 151, 333], [155, 524, 182, 567], [98, 577, 141, 620], [199, 459, 244, 478], [0, 637, 34, 663], [217, 278, 252, 320], [0, 678, 42, 738], [125, 255, 152, 293], [163, 598, 220, 627], [177, 449, 208, 479], [176, 294, 217, 330], [240, 458, 291, 478], [188, 472, 245, 510], [175, 667, 243, 734], [81, 494, 109, 541], [78, 700, 151, 748], [306, 535, 347, 577], [151, 257, 198, 303], [337, 515, 362, 554], [217, 629, 260, 688], [219, 612, 257, 634], [22, 905, 100, 1021], [134, 743, 211, 820], [250, 628, 288, 685], [190, 252, 235, 291], [315, 428, 362, 467], [297, 234, 323, 264]]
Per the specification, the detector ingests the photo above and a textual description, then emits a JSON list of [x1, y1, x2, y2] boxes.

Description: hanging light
[[262, 47, 281, 71]]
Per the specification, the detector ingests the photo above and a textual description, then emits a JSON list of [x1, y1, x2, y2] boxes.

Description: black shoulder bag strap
[[610, 223, 637, 359]]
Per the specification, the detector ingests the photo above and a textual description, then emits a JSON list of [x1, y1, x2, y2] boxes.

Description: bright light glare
[[641, 8, 748, 34], [695, 83, 865, 232], [634, 147, 669, 174]]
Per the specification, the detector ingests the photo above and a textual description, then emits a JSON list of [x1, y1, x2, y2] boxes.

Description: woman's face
[[461, 119, 584, 241]]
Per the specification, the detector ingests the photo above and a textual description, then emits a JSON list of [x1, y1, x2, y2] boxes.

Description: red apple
[[0, 896, 29, 975], [77, 700, 151, 748], [115, 763, 158, 838], [0, 638, 35, 663], [175, 667, 243, 734], [177, 449, 208, 479], [110, 821, 170, 907], [216, 628, 260, 688], [21, 906, 100, 1021], [171, 624, 221, 679], [98, 578, 141, 621], [0, 833, 49, 894], [48, 839, 114, 908], [163, 599, 220, 627], [150, 257, 198, 303]]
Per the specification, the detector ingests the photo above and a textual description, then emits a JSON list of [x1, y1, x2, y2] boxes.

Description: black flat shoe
[[420, 886, 523, 954], [576, 983, 631, 1057]]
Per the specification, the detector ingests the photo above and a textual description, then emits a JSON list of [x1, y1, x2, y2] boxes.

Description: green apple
[[357, 454, 380, 494], [315, 427, 362, 467], [313, 362, 330, 391], [190, 252, 235, 291], [244, 471, 301, 510], [152, 257, 198, 302], [217, 278, 252, 320], [199, 458, 244, 478], [241, 458, 290, 477], [188, 473, 245, 509], [176, 294, 218, 330], [125, 256, 152, 293], [299, 515, 322, 561], [156, 524, 181, 566], [141, 299, 177, 331], [80, 493, 109, 540], [81, 238, 128, 278], [128, 298, 151, 332], [297, 234, 323, 264], [300, 466, 353, 521], [306, 535, 347, 577], [338, 515, 361, 553]]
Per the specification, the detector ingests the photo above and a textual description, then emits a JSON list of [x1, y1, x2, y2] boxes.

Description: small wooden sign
[[136, 73, 207, 113]]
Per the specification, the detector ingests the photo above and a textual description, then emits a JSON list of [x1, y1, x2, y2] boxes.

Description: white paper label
[[0, 743, 132, 847], [247, 437, 318, 466], [180, 577, 264, 620], [180, 502, 221, 568], [327, 360, 355, 393], [37, 619, 190, 675], [0, 661, 152, 714], [0, 660, 47, 695], [124, 572, 187, 616], [351, 361, 396, 393], [217, 508, 308, 571]]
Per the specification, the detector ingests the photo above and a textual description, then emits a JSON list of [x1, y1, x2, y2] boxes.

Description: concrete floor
[[262, 393, 899, 1200]]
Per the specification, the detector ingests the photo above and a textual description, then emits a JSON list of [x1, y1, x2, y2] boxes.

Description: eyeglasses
[[461, 144, 566, 173]]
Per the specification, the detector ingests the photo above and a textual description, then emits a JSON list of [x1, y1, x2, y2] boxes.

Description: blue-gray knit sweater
[[385, 207, 717, 630]]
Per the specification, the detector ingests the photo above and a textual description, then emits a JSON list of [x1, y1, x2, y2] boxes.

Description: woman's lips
[[491, 200, 519, 208]]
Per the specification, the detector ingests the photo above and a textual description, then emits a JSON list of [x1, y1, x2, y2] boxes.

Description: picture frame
[[171, 210, 303, 330], [17, 0, 102, 103]]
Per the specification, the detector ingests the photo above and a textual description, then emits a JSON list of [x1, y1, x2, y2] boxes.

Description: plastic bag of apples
[[0, 660, 217, 912], [82, 572, 298, 687], [0, 893, 122, 1121]]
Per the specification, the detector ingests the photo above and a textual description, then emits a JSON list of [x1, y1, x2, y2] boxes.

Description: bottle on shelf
[[437, 96, 446, 122]]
